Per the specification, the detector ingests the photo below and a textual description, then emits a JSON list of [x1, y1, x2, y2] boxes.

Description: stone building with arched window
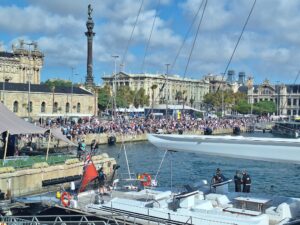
[[245, 78, 300, 116], [1, 82, 97, 119], [0, 40, 97, 119]]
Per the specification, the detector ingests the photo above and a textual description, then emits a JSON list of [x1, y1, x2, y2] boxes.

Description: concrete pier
[[0, 153, 116, 197]]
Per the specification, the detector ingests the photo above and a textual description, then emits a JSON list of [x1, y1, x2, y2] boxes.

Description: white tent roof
[[147, 104, 204, 112], [50, 128, 76, 146], [0, 103, 76, 146], [0, 102, 45, 135], [116, 107, 144, 112]]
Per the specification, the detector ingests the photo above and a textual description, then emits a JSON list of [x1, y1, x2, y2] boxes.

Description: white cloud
[[1, 0, 300, 83], [0, 5, 82, 35]]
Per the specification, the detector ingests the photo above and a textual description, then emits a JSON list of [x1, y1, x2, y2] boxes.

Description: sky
[[0, 0, 300, 85]]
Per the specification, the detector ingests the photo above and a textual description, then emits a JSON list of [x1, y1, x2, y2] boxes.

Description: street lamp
[[24, 41, 34, 120], [112, 55, 119, 120], [70, 67, 75, 114]]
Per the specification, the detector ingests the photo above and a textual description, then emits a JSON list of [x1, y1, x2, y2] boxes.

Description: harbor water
[[99, 132, 300, 198]]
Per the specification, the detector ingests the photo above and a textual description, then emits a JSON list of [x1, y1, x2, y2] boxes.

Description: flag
[[79, 155, 98, 192], [84, 153, 91, 167]]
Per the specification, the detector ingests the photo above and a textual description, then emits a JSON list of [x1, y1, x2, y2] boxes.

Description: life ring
[[61, 192, 71, 207], [140, 173, 151, 187]]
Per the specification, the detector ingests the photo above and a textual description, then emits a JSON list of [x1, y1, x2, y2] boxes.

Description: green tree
[[204, 91, 247, 113], [151, 84, 158, 112], [175, 90, 182, 104], [189, 97, 195, 107], [134, 88, 149, 108], [253, 100, 276, 115], [116, 86, 134, 108], [43, 79, 72, 88], [98, 84, 111, 111], [233, 99, 251, 114]]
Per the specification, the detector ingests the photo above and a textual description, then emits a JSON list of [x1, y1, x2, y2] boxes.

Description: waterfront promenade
[[33, 126, 248, 150], [16, 116, 274, 149]]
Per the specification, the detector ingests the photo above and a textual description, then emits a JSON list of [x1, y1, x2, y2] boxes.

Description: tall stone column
[[85, 4, 95, 89]]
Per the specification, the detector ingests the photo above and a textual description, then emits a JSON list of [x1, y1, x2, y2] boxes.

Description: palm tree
[[151, 84, 158, 113], [189, 97, 195, 108], [175, 91, 182, 104], [182, 90, 187, 118]]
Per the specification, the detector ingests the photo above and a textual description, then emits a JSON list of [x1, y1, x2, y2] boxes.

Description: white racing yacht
[[147, 134, 300, 164]]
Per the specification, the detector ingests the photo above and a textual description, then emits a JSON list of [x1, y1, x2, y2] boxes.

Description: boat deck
[[67, 190, 195, 225]]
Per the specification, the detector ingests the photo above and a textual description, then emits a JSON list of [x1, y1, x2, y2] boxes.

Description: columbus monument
[[85, 4, 95, 88]]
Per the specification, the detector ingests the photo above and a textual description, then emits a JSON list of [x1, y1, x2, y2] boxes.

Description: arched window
[[41, 102, 46, 113], [66, 102, 70, 113], [77, 103, 81, 113], [53, 102, 58, 113], [13, 101, 18, 113], [29, 101, 33, 113]]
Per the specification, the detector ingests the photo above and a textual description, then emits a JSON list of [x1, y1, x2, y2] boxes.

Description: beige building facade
[[246, 78, 300, 116], [0, 40, 97, 119], [102, 72, 210, 109], [1, 83, 97, 119], [0, 40, 43, 84]]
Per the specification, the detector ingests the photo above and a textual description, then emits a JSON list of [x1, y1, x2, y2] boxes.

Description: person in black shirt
[[212, 168, 225, 184], [234, 170, 242, 192], [242, 170, 251, 193]]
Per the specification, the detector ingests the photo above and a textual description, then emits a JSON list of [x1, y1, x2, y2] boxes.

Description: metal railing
[[0, 215, 108, 225]]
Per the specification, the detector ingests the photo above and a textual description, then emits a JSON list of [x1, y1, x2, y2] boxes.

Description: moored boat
[[272, 121, 300, 138]]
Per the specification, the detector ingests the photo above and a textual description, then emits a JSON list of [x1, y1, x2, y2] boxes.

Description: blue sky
[[1, 0, 300, 85]]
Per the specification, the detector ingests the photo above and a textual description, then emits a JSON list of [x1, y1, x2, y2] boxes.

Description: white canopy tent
[[0, 102, 76, 163], [116, 107, 144, 113], [0, 102, 45, 135]]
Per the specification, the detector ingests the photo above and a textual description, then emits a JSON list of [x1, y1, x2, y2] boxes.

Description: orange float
[[61, 192, 71, 207], [140, 173, 152, 187]]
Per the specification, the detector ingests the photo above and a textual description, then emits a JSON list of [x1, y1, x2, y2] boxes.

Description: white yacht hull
[[147, 134, 300, 164]]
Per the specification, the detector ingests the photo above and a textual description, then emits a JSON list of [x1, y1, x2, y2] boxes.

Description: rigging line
[[123, 138, 132, 180], [144, 0, 205, 119], [154, 149, 168, 181], [141, 0, 161, 73], [121, 0, 145, 67], [216, 0, 257, 93], [183, 0, 208, 80], [170, 0, 205, 74], [133, 1, 160, 107]]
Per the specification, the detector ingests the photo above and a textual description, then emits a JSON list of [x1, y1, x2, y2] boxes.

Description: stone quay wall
[[0, 153, 116, 197], [34, 127, 246, 150]]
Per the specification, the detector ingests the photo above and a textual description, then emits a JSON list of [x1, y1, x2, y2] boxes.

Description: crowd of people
[[3, 114, 273, 156], [39, 115, 269, 142]]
